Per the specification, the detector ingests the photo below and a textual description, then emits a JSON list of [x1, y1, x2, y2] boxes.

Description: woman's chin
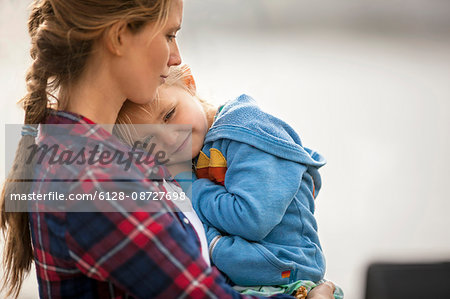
[[127, 93, 157, 105]]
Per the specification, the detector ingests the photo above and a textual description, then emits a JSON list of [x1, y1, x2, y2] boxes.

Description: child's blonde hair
[[115, 65, 215, 145]]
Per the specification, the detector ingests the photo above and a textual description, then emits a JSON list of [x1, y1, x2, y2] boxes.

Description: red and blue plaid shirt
[[27, 111, 294, 299]]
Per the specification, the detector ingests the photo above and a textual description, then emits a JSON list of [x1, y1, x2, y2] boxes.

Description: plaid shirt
[[28, 111, 294, 299]]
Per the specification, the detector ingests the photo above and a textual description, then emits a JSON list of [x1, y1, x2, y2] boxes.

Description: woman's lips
[[160, 74, 169, 83]]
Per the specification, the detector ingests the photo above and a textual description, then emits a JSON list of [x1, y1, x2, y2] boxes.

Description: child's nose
[[160, 130, 179, 147]]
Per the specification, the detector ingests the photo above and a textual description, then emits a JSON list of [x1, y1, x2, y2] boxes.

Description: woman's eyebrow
[[168, 25, 181, 32]]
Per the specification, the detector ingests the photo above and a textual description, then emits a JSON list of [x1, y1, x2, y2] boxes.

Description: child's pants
[[233, 280, 344, 299]]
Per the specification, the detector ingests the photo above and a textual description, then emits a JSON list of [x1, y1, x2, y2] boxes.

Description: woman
[[1, 0, 336, 298]]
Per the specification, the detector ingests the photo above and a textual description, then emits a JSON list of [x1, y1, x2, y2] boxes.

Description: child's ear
[[181, 65, 197, 92]]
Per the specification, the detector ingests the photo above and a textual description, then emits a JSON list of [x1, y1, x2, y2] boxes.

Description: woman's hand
[[305, 281, 335, 299]]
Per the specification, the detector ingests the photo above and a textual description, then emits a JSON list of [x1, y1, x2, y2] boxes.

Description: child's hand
[[203, 224, 223, 261], [203, 223, 222, 244]]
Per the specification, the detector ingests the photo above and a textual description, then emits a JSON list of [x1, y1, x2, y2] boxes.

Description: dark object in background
[[365, 261, 450, 299]]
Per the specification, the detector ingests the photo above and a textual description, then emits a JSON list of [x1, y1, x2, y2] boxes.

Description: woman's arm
[[63, 169, 295, 299]]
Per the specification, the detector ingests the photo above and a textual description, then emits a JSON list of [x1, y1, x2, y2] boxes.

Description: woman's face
[[114, 0, 183, 104]]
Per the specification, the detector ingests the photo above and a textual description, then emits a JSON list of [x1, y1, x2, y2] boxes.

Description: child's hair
[[1, 1, 174, 297], [115, 65, 216, 146]]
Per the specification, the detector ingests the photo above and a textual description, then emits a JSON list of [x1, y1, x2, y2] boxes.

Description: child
[[115, 65, 343, 299]]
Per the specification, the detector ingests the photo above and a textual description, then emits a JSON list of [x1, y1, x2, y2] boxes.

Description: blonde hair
[[115, 64, 216, 146], [1, 0, 174, 297]]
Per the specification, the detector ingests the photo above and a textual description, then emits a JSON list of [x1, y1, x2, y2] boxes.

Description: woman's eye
[[164, 108, 175, 122], [167, 34, 176, 42]]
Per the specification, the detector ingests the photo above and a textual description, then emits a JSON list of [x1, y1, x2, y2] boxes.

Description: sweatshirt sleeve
[[63, 168, 295, 299], [192, 141, 306, 241]]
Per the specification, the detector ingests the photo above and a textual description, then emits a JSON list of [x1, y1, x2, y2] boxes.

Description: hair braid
[[1, 30, 51, 299], [1, 0, 173, 297]]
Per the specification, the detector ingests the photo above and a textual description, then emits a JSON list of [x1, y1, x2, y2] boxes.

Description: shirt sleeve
[[63, 168, 294, 299], [192, 141, 306, 241]]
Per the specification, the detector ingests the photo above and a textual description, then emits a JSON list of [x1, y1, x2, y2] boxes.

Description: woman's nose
[[168, 40, 182, 67]]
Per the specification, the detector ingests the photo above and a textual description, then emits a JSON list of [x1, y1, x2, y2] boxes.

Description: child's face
[[129, 85, 208, 164]]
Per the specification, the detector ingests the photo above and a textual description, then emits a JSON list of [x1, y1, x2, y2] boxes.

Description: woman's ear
[[103, 21, 128, 56]]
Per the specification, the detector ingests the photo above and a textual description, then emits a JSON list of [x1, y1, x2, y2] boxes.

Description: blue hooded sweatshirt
[[191, 94, 326, 286]]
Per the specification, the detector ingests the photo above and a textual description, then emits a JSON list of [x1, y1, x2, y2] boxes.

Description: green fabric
[[213, 104, 225, 121], [233, 280, 344, 299]]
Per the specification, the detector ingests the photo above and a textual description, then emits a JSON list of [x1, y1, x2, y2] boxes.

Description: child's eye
[[164, 108, 176, 122]]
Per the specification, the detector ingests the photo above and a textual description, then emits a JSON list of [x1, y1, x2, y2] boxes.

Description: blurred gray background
[[1, 0, 450, 298]]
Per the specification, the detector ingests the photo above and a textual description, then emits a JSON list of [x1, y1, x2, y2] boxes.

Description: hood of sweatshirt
[[204, 94, 325, 168]]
